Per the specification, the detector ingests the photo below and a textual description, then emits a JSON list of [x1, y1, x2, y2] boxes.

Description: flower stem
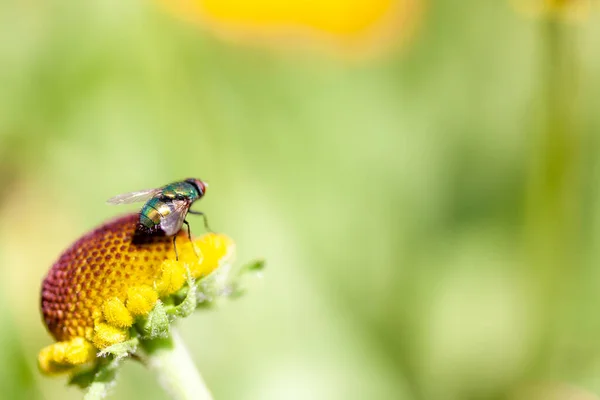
[[82, 360, 120, 400], [83, 380, 115, 400], [525, 17, 581, 371], [141, 329, 213, 400]]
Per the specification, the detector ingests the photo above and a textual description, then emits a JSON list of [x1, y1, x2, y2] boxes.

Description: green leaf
[[98, 337, 139, 360], [242, 259, 266, 273], [69, 367, 98, 389], [227, 258, 266, 299], [139, 301, 170, 339], [167, 279, 197, 319]]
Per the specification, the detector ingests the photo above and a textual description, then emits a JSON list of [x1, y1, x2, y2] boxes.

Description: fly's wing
[[106, 188, 161, 205], [160, 199, 190, 236]]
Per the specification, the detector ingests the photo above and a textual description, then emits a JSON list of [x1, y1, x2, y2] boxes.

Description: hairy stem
[[141, 329, 213, 400], [84, 380, 115, 400], [82, 360, 120, 400]]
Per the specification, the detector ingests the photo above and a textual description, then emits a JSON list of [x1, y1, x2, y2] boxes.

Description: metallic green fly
[[107, 178, 211, 260]]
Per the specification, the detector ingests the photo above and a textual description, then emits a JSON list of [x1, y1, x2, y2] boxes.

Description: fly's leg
[[184, 220, 200, 258], [173, 236, 179, 261], [188, 210, 213, 232]]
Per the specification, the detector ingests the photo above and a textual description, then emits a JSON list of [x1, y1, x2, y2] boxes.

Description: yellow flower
[[512, 0, 594, 20], [38, 337, 96, 375], [161, 0, 422, 55], [39, 213, 235, 375]]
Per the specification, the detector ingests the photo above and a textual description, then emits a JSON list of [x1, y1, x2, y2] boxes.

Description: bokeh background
[[2, 0, 600, 399]]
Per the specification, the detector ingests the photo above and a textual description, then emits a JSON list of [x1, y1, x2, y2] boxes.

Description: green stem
[[84, 380, 115, 400], [525, 17, 580, 371], [82, 360, 120, 400], [141, 329, 213, 400]]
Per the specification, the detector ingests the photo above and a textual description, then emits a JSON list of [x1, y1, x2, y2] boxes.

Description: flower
[[511, 0, 594, 21], [160, 0, 423, 55], [38, 213, 235, 375]]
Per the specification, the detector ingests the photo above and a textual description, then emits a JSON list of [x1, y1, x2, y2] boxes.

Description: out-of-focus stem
[[525, 18, 580, 367], [142, 329, 213, 400]]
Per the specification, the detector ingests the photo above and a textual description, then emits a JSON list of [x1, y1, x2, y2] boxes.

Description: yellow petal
[[126, 285, 159, 316], [189, 233, 235, 279], [92, 323, 129, 349], [64, 337, 96, 365], [156, 260, 187, 296], [103, 297, 134, 328], [38, 337, 96, 375]]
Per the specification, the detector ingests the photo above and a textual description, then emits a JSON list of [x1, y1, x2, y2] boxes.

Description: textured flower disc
[[41, 214, 187, 341]]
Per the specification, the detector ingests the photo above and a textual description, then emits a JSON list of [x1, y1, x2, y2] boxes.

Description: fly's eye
[[198, 181, 207, 195]]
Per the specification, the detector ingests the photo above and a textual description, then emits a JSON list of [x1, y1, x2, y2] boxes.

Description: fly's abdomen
[[138, 199, 173, 231]]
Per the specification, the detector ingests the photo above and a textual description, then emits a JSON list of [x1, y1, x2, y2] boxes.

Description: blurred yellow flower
[[38, 213, 235, 375], [512, 0, 595, 20], [161, 0, 422, 55]]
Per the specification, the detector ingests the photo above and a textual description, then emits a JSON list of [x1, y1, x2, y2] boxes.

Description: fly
[[107, 178, 211, 260]]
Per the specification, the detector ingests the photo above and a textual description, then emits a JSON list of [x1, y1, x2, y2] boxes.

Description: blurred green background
[[2, 0, 600, 399]]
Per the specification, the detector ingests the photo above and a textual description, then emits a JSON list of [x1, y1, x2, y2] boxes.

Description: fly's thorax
[[184, 178, 207, 198], [161, 181, 200, 202]]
